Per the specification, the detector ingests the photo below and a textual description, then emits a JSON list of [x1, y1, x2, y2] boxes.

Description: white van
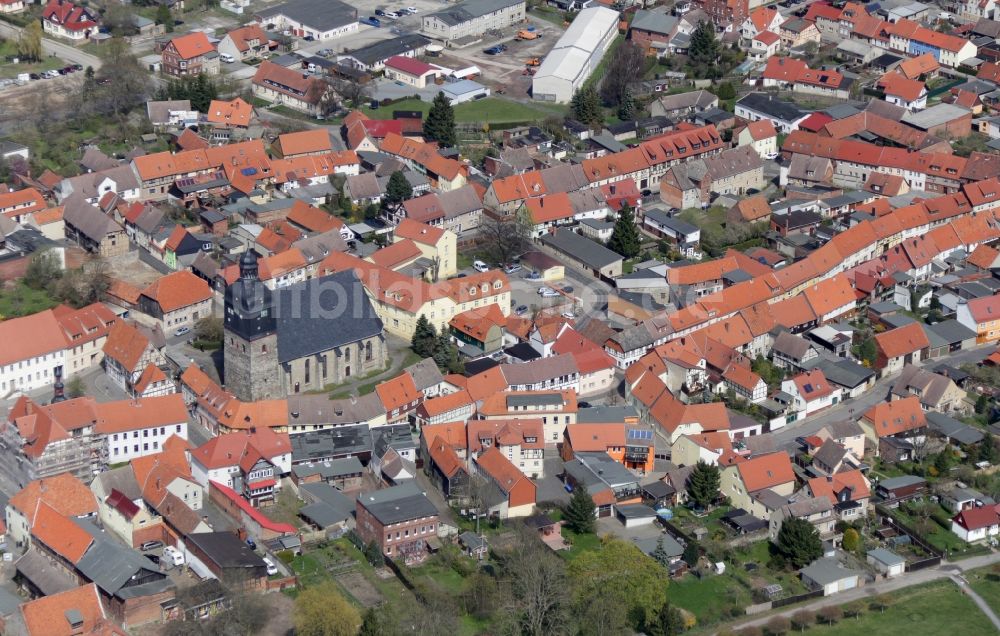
[[219, 53, 236, 63], [162, 546, 185, 566], [473, 260, 489, 272]]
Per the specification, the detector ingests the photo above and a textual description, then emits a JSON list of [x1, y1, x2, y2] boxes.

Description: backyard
[[888, 500, 992, 558], [0, 38, 64, 79], [0, 282, 58, 319], [362, 97, 566, 126]]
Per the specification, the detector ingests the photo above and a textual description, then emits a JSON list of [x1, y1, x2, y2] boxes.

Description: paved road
[[952, 573, 1000, 631], [768, 343, 996, 447], [727, 551, 1000, 632], [0, 22, 101, 70]]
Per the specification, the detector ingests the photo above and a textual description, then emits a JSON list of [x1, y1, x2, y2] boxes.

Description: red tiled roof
[[875, 322, 930, 358], [140, 270, 211, 313], [735, 451, 795, 492], [862, 396, 925, 437], [166, 31, 215, 60]]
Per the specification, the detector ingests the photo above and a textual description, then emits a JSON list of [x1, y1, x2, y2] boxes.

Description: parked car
[[384, 11, 399, 18], [562, 285, 574, 293], [503, 263, 522, 274], [538, 286, 559, 297], [303, 35, 315, 41], [162, 546, 185, 566], [375, 8, 386, 15], [484, 46, 503, 55], [562, 311, 576, 319], [405, 6, 418, 12], [246, 537, 257, 550], [362, 16, 382, 26], [515, 304, 528, 315], [174, 326, 191, 337], [140, 540, 163, 552], [263, 557, 278, 576], [318, 48, 333, 57], [473, 260, 490, 272]]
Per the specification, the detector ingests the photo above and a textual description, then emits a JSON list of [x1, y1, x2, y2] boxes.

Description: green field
[[968, 567, 1000, 616], [0, 39, 64, 79], [800, 581, 994, 636], [0, 283, 58, 320], [669, 572, 751, 627], [363, 97, 565, 125]]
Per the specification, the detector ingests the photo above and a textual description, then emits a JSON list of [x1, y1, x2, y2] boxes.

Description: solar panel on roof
[[241, 167, 258, 176], [627, 429, 653, 440]]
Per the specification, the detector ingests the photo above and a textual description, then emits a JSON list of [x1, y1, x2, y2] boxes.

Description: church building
[[224, 251, 387, 401]]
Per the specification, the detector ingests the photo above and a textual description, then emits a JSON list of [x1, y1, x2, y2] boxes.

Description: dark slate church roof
[[273, 270, 383, 363]]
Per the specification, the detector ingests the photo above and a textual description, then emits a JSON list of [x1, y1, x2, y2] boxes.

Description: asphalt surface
[[767, 343, 995, 447]]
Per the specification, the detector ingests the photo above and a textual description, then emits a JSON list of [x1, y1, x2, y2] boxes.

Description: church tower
[[224, 251, 282, 401]]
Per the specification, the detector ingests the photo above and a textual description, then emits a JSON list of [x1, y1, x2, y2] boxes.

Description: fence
[[660, 519, 694, 545], [744, 588, 825, 615], [875, 504, 944, 558], [906, 555, 943, 572]]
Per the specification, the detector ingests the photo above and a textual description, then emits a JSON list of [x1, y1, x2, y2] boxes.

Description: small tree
[[686, 460, 721, 510], [424, 91, 457, 147], [411, 315, 438, 358], [155, 4, 173, 31], [715, 81, 736, 100], [651, 536, 672, 568], [570, 85, 603, 127], [817, 606, 842, 626], [563, 486, 596, 534], [843, 601, 865, 621], [871, 594, 893, 614], [384, 170, 413, 210], [607, 203, 642, 259], [648, 602, 686, 636], [976, 393, 989, 414], [791, 610, 814, 632], [359, 605, 399, 636], [776, 517, 822, 568], [766, 616, 790, 636], [294, 581, 360, 636], [66, 375, 86, 399], [17, 21, 42, 62], [934, 450, 953, 474], [618, 87, 636, 121], [682, 540, 700, 568], [364, 541, 383, 566], [842, 527, 861, 552], [194, 316, 223, 345]]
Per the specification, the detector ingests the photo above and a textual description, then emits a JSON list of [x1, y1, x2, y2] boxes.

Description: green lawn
[[0, 39, 64, 79], [363, 97, 566, 125], [968, 567, 1000, 616], [887, 504, 987, 557], [669, 573, 751, 627], [678, 206, 729, 235], [560, 529, 601, 560], [582, 34, 624, 92], [805, 581, 994, 636], [0, 283, 59, 320]]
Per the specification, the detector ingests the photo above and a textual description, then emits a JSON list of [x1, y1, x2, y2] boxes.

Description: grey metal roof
[[291, 423, 372, 462], [799, 558, 861, 586], [568, 451, 639, 490], [405, 357, 445, 392], [187, 532, 268, 569], [577, 405, 639, 423], [256, 0, 357, 32], [293, 456, 364, 480], [74, 520, 168, 597], [877, 475, 926, 490], [634, 533, 683, 558], [357, 481, 438, 525], [925, 319, 976, 345], [616, 503, 658, 519], [541, 230, 622, 269], [926, 411, 984, 445], [507, 393, 565, 408], [273, 270, 383, 363], [867, 547, 905, 567], [807, 358, 874, 390], [773, 331, 814, 360], [813, 439, 848, 469], [737, 92, 806, 122], [644, 208, 699, 235], [902, 103, 972, 131], [338, 34, 430, 66], [300, 501, 351, 527], [63, 196, 124, 242], [287, 393, 385, 427], [427, 0, 523, 26], [630, 9, 678, 35], [501, 353, 578, 387], [373, 424, 416, 458]]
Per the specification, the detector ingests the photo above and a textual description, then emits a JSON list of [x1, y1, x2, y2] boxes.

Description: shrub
[[818, 606, 842, 625], [766, 616, 790, 635], [791, 610, 814, 631]]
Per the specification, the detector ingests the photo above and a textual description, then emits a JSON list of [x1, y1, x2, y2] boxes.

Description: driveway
[[535, 450, 569, 506]]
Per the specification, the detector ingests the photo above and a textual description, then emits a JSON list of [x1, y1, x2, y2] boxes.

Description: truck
[[517, 29, 539, 40]]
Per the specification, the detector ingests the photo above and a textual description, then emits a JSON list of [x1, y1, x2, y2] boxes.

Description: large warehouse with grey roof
[[532, 6, 621, 103]]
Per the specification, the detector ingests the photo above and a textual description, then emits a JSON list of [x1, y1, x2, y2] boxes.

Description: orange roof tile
[[94, 394, 187, 434], [474, 446, 534, 498], [565, 423, 626, 451], [9, 472, 98, 521], [421, 421, 467, 450], [863, 396, 925, 437], [206, 97, 254, 127], [167, 31, 215, 60], [31, 501, 92, 563], [140, 270, 211, 313], [808, 469, 869, 505], [395, 218, 446, 246], [20, 584, 124, 636], [375, 372, 421, 412], [875, 322, 930, 358], [427, 435, 466, 478], [277, 129, 333, 157], [735, 451, 795, 492]]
